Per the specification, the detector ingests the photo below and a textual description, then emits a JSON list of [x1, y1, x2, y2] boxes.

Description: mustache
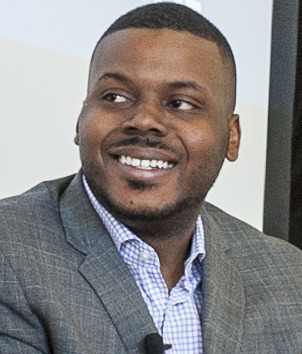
[[109, 136, 173, 151]]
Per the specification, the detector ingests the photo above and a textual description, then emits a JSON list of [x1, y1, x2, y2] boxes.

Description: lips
[[108, 142, 179, 174], [119, 155, 174, 170]]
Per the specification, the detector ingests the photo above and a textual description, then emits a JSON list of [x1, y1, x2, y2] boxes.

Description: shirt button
[[140, 250, 151, 261]]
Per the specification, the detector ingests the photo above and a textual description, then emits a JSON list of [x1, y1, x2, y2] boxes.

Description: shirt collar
[[82, 174, 205, 263]]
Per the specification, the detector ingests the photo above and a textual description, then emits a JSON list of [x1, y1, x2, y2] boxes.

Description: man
[[1, 3, 302, 353]]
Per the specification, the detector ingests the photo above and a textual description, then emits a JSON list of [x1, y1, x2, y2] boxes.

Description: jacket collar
[[59, 172, 157, 353], [201, 204, 245, 354]]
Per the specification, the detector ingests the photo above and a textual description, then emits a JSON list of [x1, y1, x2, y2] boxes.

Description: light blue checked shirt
[[83, 175, 205, 353]]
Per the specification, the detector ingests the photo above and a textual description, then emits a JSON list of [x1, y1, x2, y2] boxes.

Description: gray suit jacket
[[0, 173, 302, 354]]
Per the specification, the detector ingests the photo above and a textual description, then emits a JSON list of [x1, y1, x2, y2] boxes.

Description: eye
[[103, 93, 128, 103], [170, 99, 195, 111]]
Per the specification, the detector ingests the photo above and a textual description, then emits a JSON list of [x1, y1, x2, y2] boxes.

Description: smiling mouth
[[119, 155, 174, 170]]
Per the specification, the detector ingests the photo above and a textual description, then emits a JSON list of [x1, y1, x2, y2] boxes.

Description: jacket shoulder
[[0, 174, 76, 248], [203, 201, 302, 268], [0, 174, 75, 208]]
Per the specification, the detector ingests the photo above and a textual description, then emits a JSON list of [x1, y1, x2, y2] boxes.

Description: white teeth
[[141, 160, 150, 168], [150, 159, 157, 168], [132, 158, 140, 167], [126, 156, 132, 165], [119, 155, 173, 170]]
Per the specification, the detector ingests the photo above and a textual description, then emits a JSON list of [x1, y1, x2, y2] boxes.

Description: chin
[[96, 187, 205, 223]]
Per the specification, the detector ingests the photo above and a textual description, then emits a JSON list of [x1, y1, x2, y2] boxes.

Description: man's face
[[75, 28, 240, 221]]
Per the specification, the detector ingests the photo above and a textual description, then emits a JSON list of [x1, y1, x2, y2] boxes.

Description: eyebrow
[[97, 72, 133, 85], [96, 72, 207, 94], [168, 80, 204, 92]]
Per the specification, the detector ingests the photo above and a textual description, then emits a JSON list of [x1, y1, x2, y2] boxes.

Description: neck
[[123, 209, 200, 290]]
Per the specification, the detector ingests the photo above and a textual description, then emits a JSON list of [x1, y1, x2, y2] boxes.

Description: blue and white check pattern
[[83, 175, 205, 353]]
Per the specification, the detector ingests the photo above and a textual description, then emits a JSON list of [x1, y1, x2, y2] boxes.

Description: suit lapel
[[59, 173, 157, 353], [201, 205, 245, 354], [59, 173, 245, 353]]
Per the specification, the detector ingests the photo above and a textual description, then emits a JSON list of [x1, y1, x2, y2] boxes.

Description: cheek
[[77, 116, 107, 169], [184, 126, 221, 153], [78, 111, 115, 150], [181, 124, 229, 170]]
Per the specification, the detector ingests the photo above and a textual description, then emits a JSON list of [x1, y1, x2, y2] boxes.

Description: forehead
[[89, 28, 225, 92]]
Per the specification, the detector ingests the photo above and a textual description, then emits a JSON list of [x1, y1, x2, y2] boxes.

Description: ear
[[74, 119, 80, 146], [74, 100, 88, 146], [226, 114, 240, 161]]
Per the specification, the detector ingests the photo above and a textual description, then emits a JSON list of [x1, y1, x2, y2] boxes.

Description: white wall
[[0, 0, 273, 230]]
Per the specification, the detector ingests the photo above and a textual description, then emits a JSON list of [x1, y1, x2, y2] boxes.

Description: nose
[[121, 101, 168, 136]]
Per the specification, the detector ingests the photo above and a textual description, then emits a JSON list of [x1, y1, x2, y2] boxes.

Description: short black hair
[[100, 2, 235, 68]]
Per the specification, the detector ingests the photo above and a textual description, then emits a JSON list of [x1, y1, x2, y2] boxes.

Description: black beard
[[86, 175, 207, 224]]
